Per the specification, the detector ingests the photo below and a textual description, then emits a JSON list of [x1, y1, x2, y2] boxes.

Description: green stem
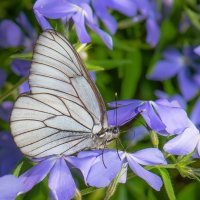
[[0, 77, 28, 103]]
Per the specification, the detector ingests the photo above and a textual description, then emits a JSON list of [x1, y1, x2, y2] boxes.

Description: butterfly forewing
[[10, 30, 108, 158]]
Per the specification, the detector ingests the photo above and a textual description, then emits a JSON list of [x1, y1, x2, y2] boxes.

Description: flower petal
[[48, 158, 76, 200], [11, 59, 31, 77], [0, 20, 23, 48], [87, 22, 113, 49], [146, 18, 160, 47], [148, 60, 181, 80], [194, 46, 200, 56], [153, 99, 190, 135], [127, 154, 163, 191], [34, 10, 52, 30], [19, 81, 30, 94], [85, 150, 124, 187], [0, 101, 13, 122], [131, 148, 167, 165], [164, 122, 200, 155], [178, 69, 199, 101], [72, 11, 91, 43], [0, 69, 7, 89], [0, 175, 25, 200], [190, 98, 200, 126], [66, 155, 96, 183], [107, 104, 138, 126], [19, 157, 56, 192], [139, 102, 166, 133]]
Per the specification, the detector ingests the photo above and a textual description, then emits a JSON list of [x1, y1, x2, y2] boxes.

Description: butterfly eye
[[113, 127, 119, 134]]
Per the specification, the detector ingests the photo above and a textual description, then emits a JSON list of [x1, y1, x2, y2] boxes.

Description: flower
[[91, 0, 137, 34], [132, 0, 160, 47], [148, 47, 200, 100], [0, 154, 96, 200], [164, 98, 200, 156], [155, 90, 186, 109], [107, 99, 190, 135], [0, 132, 22, 176], [0, 69, 7, 89], [0, 12, 36, 78], [74, 148, 167, 191], [33, 0, 112, 49], [0, 101, 13, 122]]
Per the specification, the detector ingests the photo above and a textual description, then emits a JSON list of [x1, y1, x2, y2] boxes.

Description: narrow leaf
[[158, 168, 176, 200]]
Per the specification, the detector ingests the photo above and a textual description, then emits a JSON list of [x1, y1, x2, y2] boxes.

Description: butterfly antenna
[[115, 139, 121, 160], [101, 141, 107, 168], [114, 92, 118, 128]]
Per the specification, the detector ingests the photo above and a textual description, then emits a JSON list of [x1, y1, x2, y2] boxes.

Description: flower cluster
[[33, 0, 160, 48]]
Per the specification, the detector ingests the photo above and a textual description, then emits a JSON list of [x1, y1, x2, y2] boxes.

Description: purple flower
[[33, 0, 113, 49], [155, 90, 186, 109], [108, 99, 190, 136], [0, 155, 94, 200], [164, 98, 200, 156], [91, 0, 137, 34], [133, 0, 160, 47], [0, 175, 25, 200], [126, 126, 148, 146], [75, 149, 167, 191], [0, 132, 22, 176], [0, 101, 13, 122], [0, 13, 36, 77], [148, 47, 200, 100], [0, 69, 7, 89]]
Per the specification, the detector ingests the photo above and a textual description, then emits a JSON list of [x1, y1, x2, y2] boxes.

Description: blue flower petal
[[19, 157, 56, 192], [82, 150, 124, 187], [0, 175, 25, 200], [148, 60, 182, 80], [146, 18, 160, 47], [48, 158, 76, 200], [127, 154, 163, 191], [178, 69, 199, 101], [164, 122, 200, 155], [131, 148, 167, 166], [190, 98, 200, 126]]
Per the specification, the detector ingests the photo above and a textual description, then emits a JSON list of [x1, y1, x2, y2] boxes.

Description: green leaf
[[0, 77, 28, 103], [10, 52, 32, 60], [88, 59, 134, 70], [85, 63, 104, 71], [177, 182, 196, 200], [158, 168, 176, 200], [120, 48, 142, 99], [185, 8, 200, 31]]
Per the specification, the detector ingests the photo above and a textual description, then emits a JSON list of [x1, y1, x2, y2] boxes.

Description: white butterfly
[[10, 30, 119, 158]]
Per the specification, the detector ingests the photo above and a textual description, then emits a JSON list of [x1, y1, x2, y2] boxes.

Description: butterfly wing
[[10, 30, 107, 158]]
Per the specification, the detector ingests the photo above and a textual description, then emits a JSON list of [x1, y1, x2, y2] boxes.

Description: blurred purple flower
[[33, 0, 113, 49], [148, 47, 200, 100], [0, 12, 36, 78], [164, 98, 200, 156], [0, 101, 13, 122], [0, 69, 7, 89], [133, 0, 160, 47], [0, 132, 22, 176], [75, 149, 167, 191], [91, 0, 137, 34], [108, 99, 190, 135], [125, 126, 148, 146]]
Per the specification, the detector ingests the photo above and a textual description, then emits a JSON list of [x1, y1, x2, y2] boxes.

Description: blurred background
[[0, 0, 200, 199]]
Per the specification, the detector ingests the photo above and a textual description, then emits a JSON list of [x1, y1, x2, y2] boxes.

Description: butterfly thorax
[[91, 126, 120, 149]]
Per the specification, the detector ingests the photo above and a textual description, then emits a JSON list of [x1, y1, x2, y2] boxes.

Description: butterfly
[[10, 30, 119, 159]]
